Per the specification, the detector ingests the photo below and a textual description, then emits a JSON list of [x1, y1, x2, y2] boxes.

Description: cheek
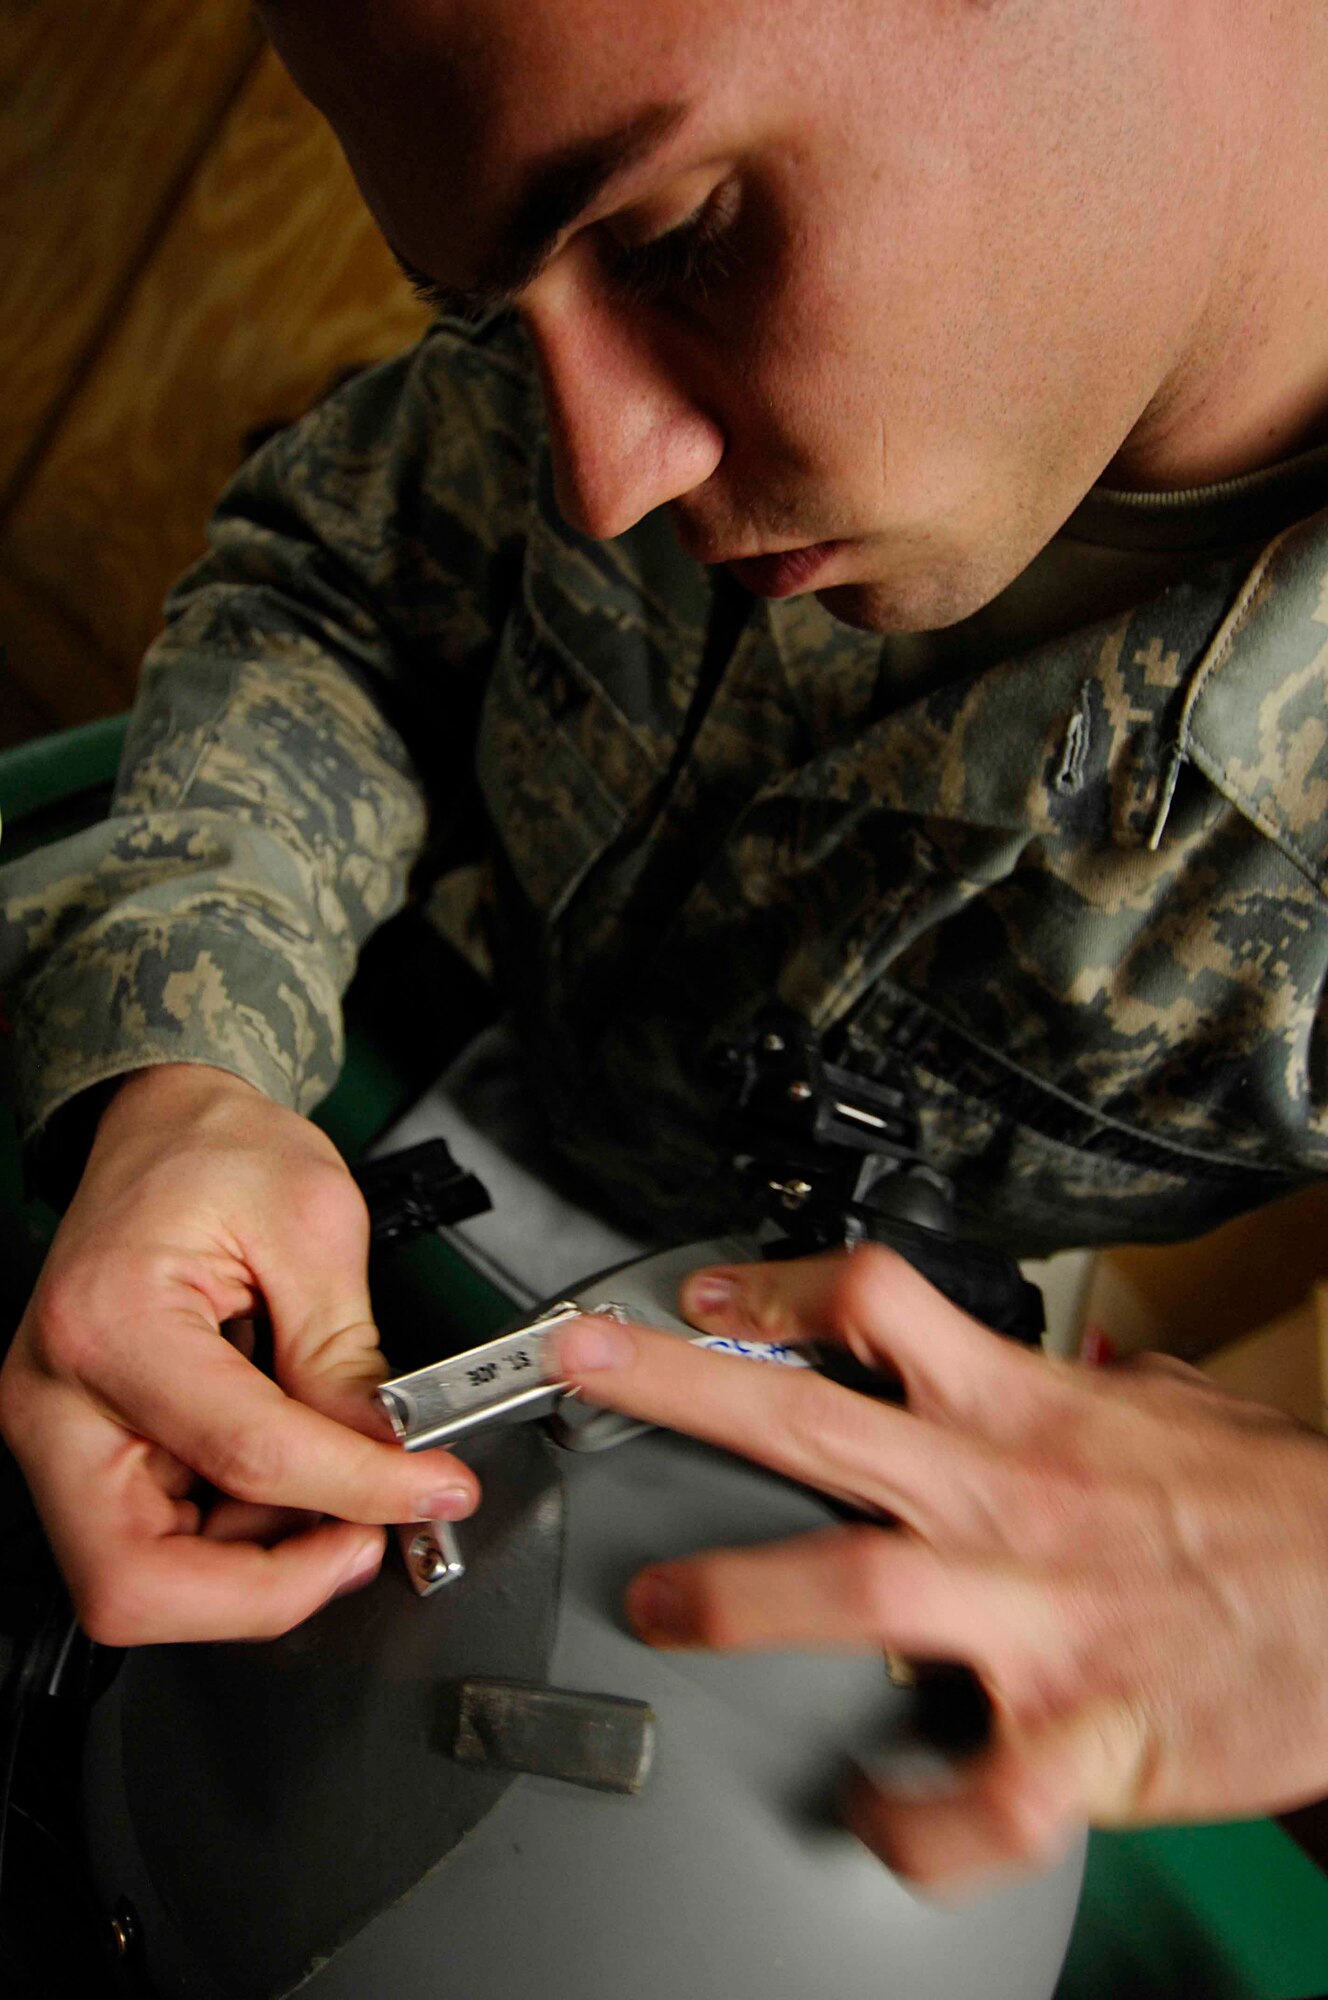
[[706, 186, 1107, 599], [717, 205, 996, 511], [715, 275, 886, 492]]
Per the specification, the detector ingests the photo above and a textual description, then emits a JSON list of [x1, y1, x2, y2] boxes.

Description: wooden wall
[[0, 0, 429, 745]]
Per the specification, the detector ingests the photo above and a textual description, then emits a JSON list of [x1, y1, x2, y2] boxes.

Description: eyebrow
[[391, 99, 691, 320]]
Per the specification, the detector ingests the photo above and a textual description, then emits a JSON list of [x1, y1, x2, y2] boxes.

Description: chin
[[816, 577, 976, 635], [815, 541, 1028, 634]]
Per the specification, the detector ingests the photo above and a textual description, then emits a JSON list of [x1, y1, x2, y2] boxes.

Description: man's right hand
[[0, 1063, 479, 1645]]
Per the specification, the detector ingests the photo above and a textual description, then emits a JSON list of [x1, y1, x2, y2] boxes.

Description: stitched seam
[[1182, 739, 1328, 901], [1172, 527, 1293, 754], [849, 982, 1309, 1177]]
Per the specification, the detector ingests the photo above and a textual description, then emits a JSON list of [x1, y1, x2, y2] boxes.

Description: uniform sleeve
[[0, 316, 542, 1163]]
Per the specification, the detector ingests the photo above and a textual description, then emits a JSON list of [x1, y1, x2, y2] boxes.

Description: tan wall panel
[[1088, 1177, 1328, 1359], [1, 45, 430, 716], [0, 0, 261, 501], [0, 561, 126, 727], [0, 636, 60, 746]]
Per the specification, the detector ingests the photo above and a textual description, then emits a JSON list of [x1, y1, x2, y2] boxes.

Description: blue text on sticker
[[691, 1334, 811, 1368]]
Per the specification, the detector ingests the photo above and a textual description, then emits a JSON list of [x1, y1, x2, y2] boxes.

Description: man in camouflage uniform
[[2, 0, 1327, 1891]]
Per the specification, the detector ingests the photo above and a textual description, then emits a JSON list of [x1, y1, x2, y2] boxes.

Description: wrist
[[64, 1065, 270, 1203], [94, 1061, 269, 1156], [105, 1062, 263, 1121]]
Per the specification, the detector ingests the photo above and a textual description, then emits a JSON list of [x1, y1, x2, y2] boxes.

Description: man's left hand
[[552, 1246, 1328, 1894]]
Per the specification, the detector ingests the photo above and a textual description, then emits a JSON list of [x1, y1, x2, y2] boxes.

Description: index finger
[[551, 1313, 1009, 1543], [48, 1301, 479, 1526], [676, 1246, 1049, 1434]]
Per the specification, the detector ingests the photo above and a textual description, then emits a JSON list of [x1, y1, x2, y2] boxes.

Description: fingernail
[[419, 1486, 476, 1521], [626, 1569, 688, 1644], [333, 1538, 383, 1598], [683, 1273, 734, 1317], [556, 1315, 634, 1373]]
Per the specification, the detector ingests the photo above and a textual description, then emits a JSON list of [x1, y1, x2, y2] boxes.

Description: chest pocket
[[476, 548, 662, 929]]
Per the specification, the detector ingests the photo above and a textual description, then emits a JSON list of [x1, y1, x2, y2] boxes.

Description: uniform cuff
[[9, 923, 343, 1186]]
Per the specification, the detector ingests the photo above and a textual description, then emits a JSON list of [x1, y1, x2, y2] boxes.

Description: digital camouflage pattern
[[1, 315, 1326, 1256]]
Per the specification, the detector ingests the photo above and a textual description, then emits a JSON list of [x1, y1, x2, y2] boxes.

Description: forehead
[[263, 0, 747, 270]]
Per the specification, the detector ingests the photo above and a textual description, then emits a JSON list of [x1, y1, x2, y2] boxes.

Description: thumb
[[845, 1698, 1149, 1894], [278, 1313, 399, 1442], [254, 1169, 397, 1442]]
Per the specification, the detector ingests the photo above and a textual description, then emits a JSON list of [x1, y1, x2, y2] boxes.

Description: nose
[[524, 267, 724, 542]]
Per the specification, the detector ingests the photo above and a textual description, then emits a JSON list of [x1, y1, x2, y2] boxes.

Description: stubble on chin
[[814, 574, 984, 635], [814, 527, 1048, 634]]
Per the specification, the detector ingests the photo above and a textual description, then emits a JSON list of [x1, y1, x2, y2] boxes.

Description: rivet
[[409, 1533, 448, 1583], [108, 1900, 140, 1962]]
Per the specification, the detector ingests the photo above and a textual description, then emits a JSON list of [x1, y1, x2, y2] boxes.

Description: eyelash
[[602, 186, 739, 308]]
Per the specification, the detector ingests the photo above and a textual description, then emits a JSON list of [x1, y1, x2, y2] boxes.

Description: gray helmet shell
[[80, 1241, 1084, 1998]]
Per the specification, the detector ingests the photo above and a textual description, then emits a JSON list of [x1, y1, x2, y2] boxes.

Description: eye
[[600, 180, 741, 308]]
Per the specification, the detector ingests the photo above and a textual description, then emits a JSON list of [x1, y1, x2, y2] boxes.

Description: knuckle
[[782, 1371, 856, 1466], [32, 1246, 178, 1378], [284, 1163, 369, 1254], [29, 1267, 99, 1375], [833, 1244, 910, 1324], [716, 1267, 787, 1340], [0, 1353, 32, 1446], [1119, 1350, 1200, 1385], [203, 1421, 285, 1503], [982, 1773, 1064, 1866], [77, 1574, 154, 1651]]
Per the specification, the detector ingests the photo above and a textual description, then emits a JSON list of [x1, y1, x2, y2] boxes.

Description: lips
[[724, 540, 847, 598]]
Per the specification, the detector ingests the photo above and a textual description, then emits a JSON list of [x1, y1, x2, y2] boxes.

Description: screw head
[[787, 1079, 812, 1102], [408, 1533, 448, 1582], [760, 1031, 785, 1054], [769, 1178, 812, 1210]]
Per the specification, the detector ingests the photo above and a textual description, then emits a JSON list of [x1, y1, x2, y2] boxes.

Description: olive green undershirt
[[875, 440, 1328, 692]]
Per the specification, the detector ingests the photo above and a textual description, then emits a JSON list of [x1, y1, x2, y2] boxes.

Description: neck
[[1108, 7, 1328, 491]]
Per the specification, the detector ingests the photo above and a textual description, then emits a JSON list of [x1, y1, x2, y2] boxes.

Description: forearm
[[0, 577, 428, 1153], [0, 318, 541, 1174]]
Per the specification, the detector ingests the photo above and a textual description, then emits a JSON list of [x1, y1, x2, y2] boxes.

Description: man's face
[[265, 0, 1211, 631]]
